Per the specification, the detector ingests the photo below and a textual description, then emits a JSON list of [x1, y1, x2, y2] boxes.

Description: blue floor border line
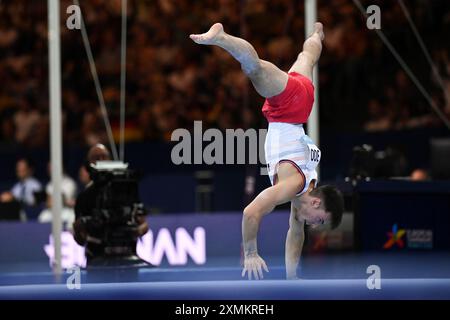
[[1, 279, 450, 300]]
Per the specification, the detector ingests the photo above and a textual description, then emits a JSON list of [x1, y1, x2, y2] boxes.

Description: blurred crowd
[[0, 0, 449, 149], [0, 156, 87, 223]]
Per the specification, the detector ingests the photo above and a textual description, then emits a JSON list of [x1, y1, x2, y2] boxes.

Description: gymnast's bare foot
[[189, 23, 225, 45], [314, 22, 324, 41]]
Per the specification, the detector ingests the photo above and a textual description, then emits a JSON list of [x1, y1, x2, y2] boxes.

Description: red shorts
[[262, 72, 314, 123]]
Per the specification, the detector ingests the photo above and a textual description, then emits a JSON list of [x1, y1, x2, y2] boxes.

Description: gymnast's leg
[[190, 23, 288, 98], [288, 22, 324, 81]]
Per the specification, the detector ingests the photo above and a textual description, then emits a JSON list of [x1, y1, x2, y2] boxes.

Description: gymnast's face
[[297, 194, 330, 228]]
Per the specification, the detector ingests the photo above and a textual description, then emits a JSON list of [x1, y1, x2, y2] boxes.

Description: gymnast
[[190, 22, 344, 280]]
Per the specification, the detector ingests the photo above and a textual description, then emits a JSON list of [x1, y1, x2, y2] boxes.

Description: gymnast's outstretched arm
[[241, 163, 304, 280], [285, 203, 305, 279]]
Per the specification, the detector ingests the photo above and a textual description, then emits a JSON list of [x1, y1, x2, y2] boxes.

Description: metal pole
[[48, 0, 63, 275], [119, 0, 128, 161], [305, 0, 320, 178]]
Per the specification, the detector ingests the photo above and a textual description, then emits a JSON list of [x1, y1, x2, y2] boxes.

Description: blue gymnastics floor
[[1, 252, 450, 299]]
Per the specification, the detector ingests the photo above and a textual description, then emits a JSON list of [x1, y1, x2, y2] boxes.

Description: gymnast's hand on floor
[[242, 253, 269, 280]]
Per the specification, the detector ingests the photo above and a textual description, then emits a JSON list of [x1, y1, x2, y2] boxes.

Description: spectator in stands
[[0, 0, 448, 146], [0, 157, 43, 220], [37, 163, 78, 227], [0, 157, 42, 206], [13, 97, 42, 147]]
